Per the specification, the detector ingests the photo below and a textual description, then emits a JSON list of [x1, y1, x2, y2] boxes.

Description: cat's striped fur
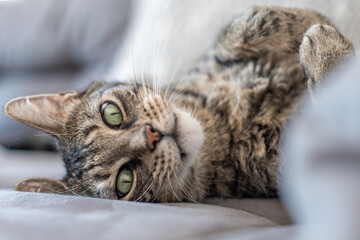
[[4, 6, 354, 202]]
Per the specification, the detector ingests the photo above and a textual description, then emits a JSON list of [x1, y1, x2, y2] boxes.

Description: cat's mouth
[[172, 108, 204, 165], [172, 134, 188, 162], [149, 108, 203, 167]]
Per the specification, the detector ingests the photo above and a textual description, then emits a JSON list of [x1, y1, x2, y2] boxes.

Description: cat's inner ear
[[15, 177, 68, 195], [4, 91, 80, 135]]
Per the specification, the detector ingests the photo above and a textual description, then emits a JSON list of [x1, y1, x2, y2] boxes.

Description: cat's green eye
[[116, 167, 133, 197], [101, 102, 123, 127]]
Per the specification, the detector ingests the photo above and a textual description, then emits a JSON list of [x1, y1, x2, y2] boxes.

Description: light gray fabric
[[204, 198, 291, 225], [0, 190, 293, 240]]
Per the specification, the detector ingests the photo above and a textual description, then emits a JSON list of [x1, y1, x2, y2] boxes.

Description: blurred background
[[0, 0, 359, 151], [0, 0, 131, 150], [1, 2, 360, 239]]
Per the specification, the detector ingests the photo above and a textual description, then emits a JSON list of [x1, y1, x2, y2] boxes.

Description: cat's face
[[4, 81, 204, 202]]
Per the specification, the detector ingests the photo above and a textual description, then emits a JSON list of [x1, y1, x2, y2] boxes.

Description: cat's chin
[[173, 108, 204, 167]]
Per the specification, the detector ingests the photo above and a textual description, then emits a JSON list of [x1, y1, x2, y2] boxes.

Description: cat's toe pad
[[300, 24, 354, 91], [301, 24, 351, 59]]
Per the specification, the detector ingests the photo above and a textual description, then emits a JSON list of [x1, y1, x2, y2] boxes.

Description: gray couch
[[0, 0, 130, 149]]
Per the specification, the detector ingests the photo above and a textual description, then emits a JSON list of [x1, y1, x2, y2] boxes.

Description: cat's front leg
[[299, 24, 355, 96], [214, 6, 332, 63]]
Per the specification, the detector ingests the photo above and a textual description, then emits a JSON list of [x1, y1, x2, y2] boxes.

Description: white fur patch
[[173, 108, 204, 167]]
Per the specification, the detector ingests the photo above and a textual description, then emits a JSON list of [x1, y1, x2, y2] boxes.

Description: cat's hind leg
[[299, 24, 355, 96], [215, 6, 332, 63]]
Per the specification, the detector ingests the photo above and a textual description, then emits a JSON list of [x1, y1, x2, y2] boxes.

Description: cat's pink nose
[[145, 125, 162, 151]]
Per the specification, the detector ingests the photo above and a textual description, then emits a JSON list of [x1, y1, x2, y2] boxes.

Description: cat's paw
[[216, 7, 283, 61], [215, 7, 332, 62], [300, 24, 354, 94]]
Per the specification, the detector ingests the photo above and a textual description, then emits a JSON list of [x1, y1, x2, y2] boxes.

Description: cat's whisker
[[172, 167, 195, 202], [166, 81, 187, 104], [152, 171, 168, 202], [130, 27, 138, 86], [174, 167, 200, 203], [167, 169, 182, 202], [64, 181, 93, 197], [120, 47, 136, 83], [151, 1, 170, 97], [164, 50, 184, 100], [141, 29, 151, 99], [181, 176, 199, 203], [135, 176, 156, 202], [160, 0, 185, 99], [140, 36, 149, 99], [54, 187, 82, 197], [76, 179, 100, 198], [167, 83, 190, 105], [136, 87, 144, 103], [150, 180, 161, 202]]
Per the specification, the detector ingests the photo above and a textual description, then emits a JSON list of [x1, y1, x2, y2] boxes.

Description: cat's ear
[[3, 91, 80, 136], [15, 177, 69, 195]]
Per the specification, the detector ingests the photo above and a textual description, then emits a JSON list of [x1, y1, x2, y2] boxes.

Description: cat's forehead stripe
[[99, 82, 132, 97]]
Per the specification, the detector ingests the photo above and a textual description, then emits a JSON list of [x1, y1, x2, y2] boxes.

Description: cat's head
[[3, 81, 204, 202]]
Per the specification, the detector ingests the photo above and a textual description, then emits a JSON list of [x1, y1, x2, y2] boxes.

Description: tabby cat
[[4, 7, 354, 202]]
